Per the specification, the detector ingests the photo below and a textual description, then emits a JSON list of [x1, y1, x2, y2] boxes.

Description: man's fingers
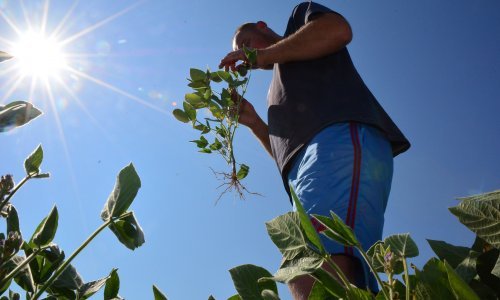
[[219, 50, 245, 70]]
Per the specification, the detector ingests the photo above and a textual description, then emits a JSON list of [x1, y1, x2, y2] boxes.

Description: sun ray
[[0, 64, 19, 77], [0, 9, 22, 36], [67, 66, 168, 115], [28, 76, 37, 104], [55, 75, 112, 138], [20, 0, 34, 32], [43, 77, 88, 231], [40, 0, 50, 35], [50, 0, 80, 39], [0, 74, 26, 104], [0, 35, 15, 48], [60, 1, 145, 47]]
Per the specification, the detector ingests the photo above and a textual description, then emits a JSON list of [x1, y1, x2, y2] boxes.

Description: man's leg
[[287, 122, 394, 298]]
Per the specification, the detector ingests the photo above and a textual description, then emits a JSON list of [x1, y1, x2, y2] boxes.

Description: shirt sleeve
[[285, 2, 340, 36]]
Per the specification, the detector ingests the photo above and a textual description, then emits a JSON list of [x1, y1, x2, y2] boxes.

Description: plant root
[[210, 168, 261, 204]]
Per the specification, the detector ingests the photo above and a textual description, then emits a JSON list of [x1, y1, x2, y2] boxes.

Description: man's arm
[[219, 12, 352, 71], [258, 12, 352, 66]]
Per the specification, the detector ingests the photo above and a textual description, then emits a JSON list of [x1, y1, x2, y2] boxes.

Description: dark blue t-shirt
[[268, 2, 410, 183]]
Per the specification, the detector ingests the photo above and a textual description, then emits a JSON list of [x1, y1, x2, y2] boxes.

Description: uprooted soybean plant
[[172, 48, 258, 202]]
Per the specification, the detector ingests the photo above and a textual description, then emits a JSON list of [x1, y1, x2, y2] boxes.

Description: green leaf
[[173, 109, 190, 123], [0, 101, 42, 132], [216, 126, 227, 138], [188, 81, 208, 90], [229, 264, 277, 300], [108, 212, 145, 250], [190, 136, 209, 148], [31, 205, 58, 247], [261, 289, 279, 300], [194, 124, 210, 134], [383, 233, 419, 258], [468, 279, 498, 299], [209, 72, 223, 83], [185, 93, 206, 108], [236, 164, 249, 180], [104, 269, 120, 300], [213, 71, 232, 83], [308, 281, 331, 300], [476, 248, 500, 294], [266, 255, 324, 283], [265, 212, 308, 260], [290, 187, 326, 254], [101, 163, 141, 221], [78, 275, 110, 299], [427, 239, 470, 268], [4, 255, 35, 293], [345, 287, 374, 300], [312, 212, 359, 248], [236, 64, 248, 77], [443, 260, 480, 300], [183, 102, 196, 121], [208, 101, 223, 119], [153, 284, 168, 300], [33, 173, 50, 179], [49, 263, 83, 299], [204, 88, 212, 100], [36, 245, 66, 285], [243, 46, 257, 66], [220, 88, 231, 106], [414, 258, 455, 300], [227, 295, 239, 300], [449, 190, 500, 248], [190, 68, 206, 82], [24, 144, 43, 176], [455, 250, 480, 283], [209, 139, 223, 151], [492, 254, 500, 278], [0, 50, 13, 62], [6, 205, 20, 236], [199, 148, 212, 154], [8, 291, 20, 300]]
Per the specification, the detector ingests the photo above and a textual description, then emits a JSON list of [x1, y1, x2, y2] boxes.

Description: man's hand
[[230, 90, 260, 128], [219, 49, 247, 72]]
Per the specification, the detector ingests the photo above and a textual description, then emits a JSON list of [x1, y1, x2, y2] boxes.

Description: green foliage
[[172, 57, 258, 201], [0, 110, 144, 298], [0, 101, 42, 132], [449, 190, 500, 248], [229, 264, 277, 299], [153, 284, 168, 300], [223, 188, 500, 300]]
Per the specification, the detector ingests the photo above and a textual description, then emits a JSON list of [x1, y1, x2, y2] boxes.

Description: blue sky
[[1, 0, 499, 299]]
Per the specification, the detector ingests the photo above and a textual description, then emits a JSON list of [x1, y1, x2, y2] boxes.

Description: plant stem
[[0, 175, 30, 212], [387, 272, 394, 300], [31, 212, 133, 300], [402, 257, 410, 300], [357, 248, 390, 300], [0, 246, 46, 287], [324, 255, 352, 290]]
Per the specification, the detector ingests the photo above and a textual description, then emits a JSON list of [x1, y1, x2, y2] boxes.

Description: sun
[[11, 31, 67, 79]]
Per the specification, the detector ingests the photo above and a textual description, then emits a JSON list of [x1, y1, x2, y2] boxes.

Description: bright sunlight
[[11, 31, 67, 79]]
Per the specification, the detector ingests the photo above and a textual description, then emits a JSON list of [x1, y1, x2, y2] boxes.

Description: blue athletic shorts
[[288, 122, 393, 291]]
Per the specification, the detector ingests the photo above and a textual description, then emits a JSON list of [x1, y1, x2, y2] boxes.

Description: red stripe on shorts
[[345, 122, 362, 255]]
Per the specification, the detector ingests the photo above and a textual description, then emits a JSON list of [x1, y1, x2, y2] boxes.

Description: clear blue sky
[[1, 0, 499, 299]]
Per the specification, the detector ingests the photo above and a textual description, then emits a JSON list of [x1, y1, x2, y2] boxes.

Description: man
[[219, 2, 410, 299]]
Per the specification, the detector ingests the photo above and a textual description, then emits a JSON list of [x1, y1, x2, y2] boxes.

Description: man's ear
[[256, 21, 267, 29]]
